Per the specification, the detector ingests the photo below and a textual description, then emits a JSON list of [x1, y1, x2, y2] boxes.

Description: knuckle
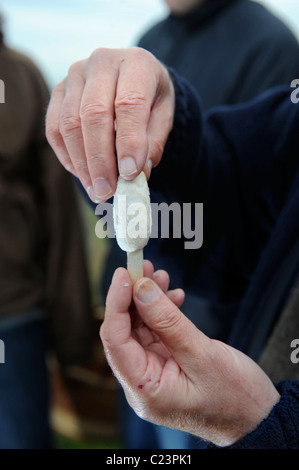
[[45, 124, 59, 146], [88, 153, 105, 165], [52, 80, 65, 97], [73, 159, 88, 172], [117, 131, 143, 146], [80, 102, 110, 126], [130, 46, 153, 64], [154, 307, 189, 348], [115, 91, 147, 112], [155, 305, 183, 335], [100, 327, 116, 354], [68, 60, 83, 76], [90, 47, 108, 63], [116, 131, 147, 156], [59, 114, 81, 137], [150, 138, 164, 160]]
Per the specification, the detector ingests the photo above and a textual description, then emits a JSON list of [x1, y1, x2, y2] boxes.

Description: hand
[[46, 47, 175, 203], [100, 262, 280, 447]]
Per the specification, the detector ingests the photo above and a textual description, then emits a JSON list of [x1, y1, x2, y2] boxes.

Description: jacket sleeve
[[230, 380, 299, 449], [149, 69, 299, 302]]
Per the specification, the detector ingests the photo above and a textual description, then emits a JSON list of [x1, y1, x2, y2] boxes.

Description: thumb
[[133, 278, 210, 372]]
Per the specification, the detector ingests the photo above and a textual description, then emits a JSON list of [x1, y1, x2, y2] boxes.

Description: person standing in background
[[100, 0, 299, 449], [139, 0, 299, 110], [0, 14, 93, 449]]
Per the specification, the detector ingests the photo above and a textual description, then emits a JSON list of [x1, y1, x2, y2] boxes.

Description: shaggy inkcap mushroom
[[113, 172, 151, 283]]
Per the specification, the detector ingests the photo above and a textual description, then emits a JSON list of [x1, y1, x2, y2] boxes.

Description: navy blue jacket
[[147, 71, 299, 448]]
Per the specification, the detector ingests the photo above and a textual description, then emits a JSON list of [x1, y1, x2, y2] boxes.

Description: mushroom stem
[[127, 249, 143, 283]]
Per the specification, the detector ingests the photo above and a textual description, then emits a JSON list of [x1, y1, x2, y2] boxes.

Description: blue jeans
[[0, 310, 52, 449]]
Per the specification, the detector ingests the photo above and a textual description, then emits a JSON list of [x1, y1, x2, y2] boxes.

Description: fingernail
[[119, 157, 138, 178], [93, 177, 113, 200], [87, 186, 101, 203], [136, 279, 159, 304]]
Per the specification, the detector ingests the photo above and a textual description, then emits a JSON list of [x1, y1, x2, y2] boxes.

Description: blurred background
[[0, 0, 298, 450], [1, 0, 298, 89], [0, 0, 168, 88]]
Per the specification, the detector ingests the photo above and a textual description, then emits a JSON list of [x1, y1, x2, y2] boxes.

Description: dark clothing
[[102, 0, 299, 302], [138, 0, 299, 111], [148, 71, 299, 448], [0, 41, 93, 366]]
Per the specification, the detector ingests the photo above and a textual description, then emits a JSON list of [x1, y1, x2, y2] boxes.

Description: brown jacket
[[0, 36, 93, 366]]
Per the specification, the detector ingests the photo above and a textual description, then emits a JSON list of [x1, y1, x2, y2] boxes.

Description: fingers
[[166, 288, 185, 308], [60, 65, 93, 191], [143, 260, 170, 291], [146, 67, 175, 167], [46, 80, 76, 176], [142, 260, 185, 307], [46, 47, 175, 202], [101, 262, 184, 350], [100, 268, 147, 384], [115, 49, 175, 176], [153, 270, 170, 293], [80, 51, 119, 201], [101, 266, 187, 392], [153, 270, 185, 308], [102, 267, 132, 346], [47, 53, 119, 202], [143, 259, 154, 279], [114, 48, 155, 180], [133, 277, 209, 373]]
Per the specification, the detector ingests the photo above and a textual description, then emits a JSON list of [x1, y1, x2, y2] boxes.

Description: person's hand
[[46, 47, 175, 203], [100, 262, 280, 447]]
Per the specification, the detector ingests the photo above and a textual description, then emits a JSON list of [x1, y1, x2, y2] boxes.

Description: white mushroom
[[113, 171, 151, 283]]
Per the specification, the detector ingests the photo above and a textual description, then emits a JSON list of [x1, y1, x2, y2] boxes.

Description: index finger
[[100, 268, 147, 385]]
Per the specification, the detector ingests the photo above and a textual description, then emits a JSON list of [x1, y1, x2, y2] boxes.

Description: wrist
[[207, 385, 281, 448]]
